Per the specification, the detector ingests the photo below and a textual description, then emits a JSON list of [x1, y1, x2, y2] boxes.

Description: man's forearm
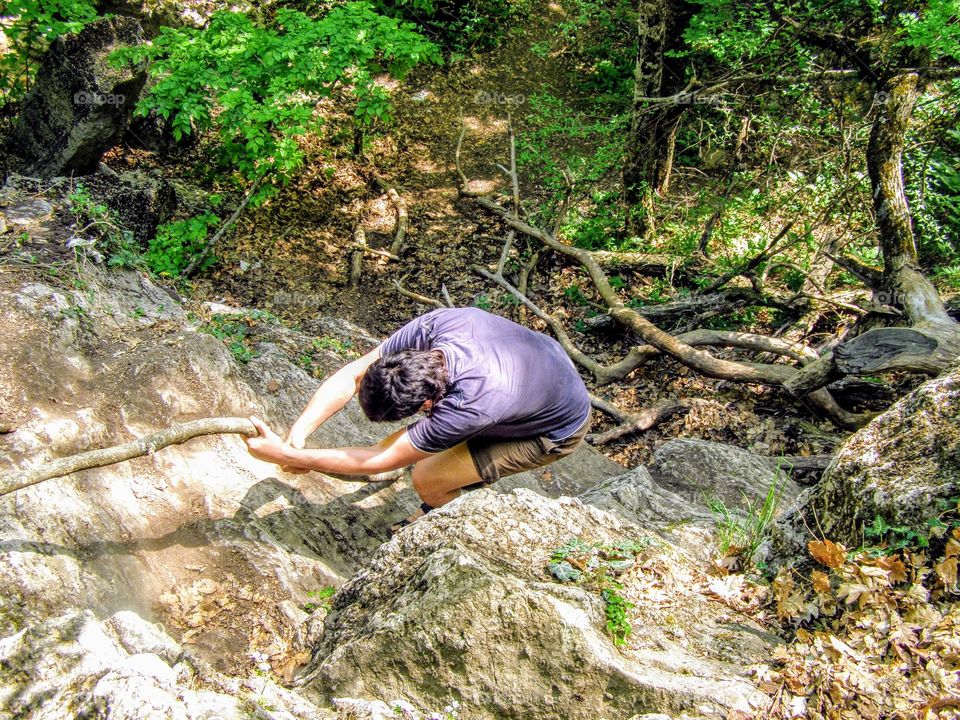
[[288, 347, 382, 445], [288, 368, 359, 443], [283, 446, 399, 475]]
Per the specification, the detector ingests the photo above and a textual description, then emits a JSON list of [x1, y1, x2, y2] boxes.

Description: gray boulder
[[298, 489, 770, 720], [5, 17, 147, 177], [773, 361, 960, 558], [651, 438, 801, 513]]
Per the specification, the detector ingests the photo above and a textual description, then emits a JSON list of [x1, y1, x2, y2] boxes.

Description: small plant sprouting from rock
[[546, 537, 655, 646], [67, 184, 141, 269], [199, 310, 278, 364], [707, 469, 785, 573], [301, 586, 335, 614]]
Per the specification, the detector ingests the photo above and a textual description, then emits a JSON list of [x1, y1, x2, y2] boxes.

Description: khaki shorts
[[466, 414, 592, 486]]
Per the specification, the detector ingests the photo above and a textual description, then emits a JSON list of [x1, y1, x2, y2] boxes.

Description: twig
[[496, 230, 515, 277], [182, 176, 265, 279], [350, 244, 400, 262], [392, 280, 446, 309], [1, 417, 257, 497]]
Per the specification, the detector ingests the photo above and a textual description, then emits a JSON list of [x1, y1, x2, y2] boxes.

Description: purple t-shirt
[[380, 308, 591, 453]]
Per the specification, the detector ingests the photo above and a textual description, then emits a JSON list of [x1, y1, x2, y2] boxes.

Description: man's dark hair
[[358, 349, 448, 421]]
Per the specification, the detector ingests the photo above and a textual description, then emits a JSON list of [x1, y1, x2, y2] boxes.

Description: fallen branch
[[0, 417, 257, 497], [348, 225, 366, 288], [587, 401, 689, 445], [182, 176, 265, 279]]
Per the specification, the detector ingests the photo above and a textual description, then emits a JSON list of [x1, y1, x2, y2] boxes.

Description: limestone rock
[[0, 609, 330, 720], [299, 489, 770, 720], [651, 438, 801, 512], [78, 169, 178, 242], [5, 17, 147, 177], [772, 361, 960, 558]]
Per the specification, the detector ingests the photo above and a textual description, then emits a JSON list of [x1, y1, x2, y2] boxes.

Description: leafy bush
[[144, 214, 220, 277], [0, 0, 98, 108], [113, 3, 441, 194]]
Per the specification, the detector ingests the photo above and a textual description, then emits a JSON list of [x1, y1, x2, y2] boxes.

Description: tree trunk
[[623, 0, 690, 237], [867, 73, 954, 329]]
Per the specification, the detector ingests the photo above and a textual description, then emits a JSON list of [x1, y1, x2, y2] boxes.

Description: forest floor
[[97, 3, 863, 472]]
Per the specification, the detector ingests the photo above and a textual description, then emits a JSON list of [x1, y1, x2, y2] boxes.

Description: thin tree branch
[[1, 417, 257, 497], [182, 176, 265, 279]]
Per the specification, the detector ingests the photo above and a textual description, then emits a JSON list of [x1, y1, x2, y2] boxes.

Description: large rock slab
[[5, 17, 147, 177], [650, 438, 801, 512], [772, 361, 960, 561], [299, 489, 771, 720]]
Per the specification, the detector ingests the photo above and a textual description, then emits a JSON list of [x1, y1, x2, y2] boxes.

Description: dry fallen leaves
[[756, 530, 960, 720]]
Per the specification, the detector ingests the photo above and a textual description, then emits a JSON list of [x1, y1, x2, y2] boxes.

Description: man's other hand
[[245, 416, 298, 468]]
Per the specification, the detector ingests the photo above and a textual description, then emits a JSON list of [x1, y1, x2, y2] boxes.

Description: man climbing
[[244, 307, 591, 528]]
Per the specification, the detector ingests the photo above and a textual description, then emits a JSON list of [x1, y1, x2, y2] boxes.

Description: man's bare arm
[[246, 416, 430, 475], [286, 345, 382, 447]]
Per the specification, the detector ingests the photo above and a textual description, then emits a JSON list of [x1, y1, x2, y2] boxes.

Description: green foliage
[[863, 498, 960, 556], [200, 310, 278, 364], [144, 214, 220, 277], [371, 0, 521, 52], [898, 0, 960, 62], [114, 3, 441, 192], [681, 0, 780, 66], [547, 537, 656, 646], [707, 470, 785, 571], [301, 586, 336, 613], [0, 0, 98, 107], [67, 184, 141, 269], [906, 119, 960, 285], [517, 93, 629, 231]]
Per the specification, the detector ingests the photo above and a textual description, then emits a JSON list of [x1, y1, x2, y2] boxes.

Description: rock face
[[650, 438, 801, 512], [0, 265, 622, 679], [5, 17, 147, 177], [0, 609, 329, 720], [773, 362, 960, 558], [299, 489, 771, 720]]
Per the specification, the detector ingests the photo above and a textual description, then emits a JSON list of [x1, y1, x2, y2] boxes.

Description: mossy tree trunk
[[622, 0, 691, 239]]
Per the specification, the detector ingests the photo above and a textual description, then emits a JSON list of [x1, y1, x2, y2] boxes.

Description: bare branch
[[1, 417, 257, 497], [392, 280, 447, 309], [182, 175, 265, 278], [374, 178, 409, 255]]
